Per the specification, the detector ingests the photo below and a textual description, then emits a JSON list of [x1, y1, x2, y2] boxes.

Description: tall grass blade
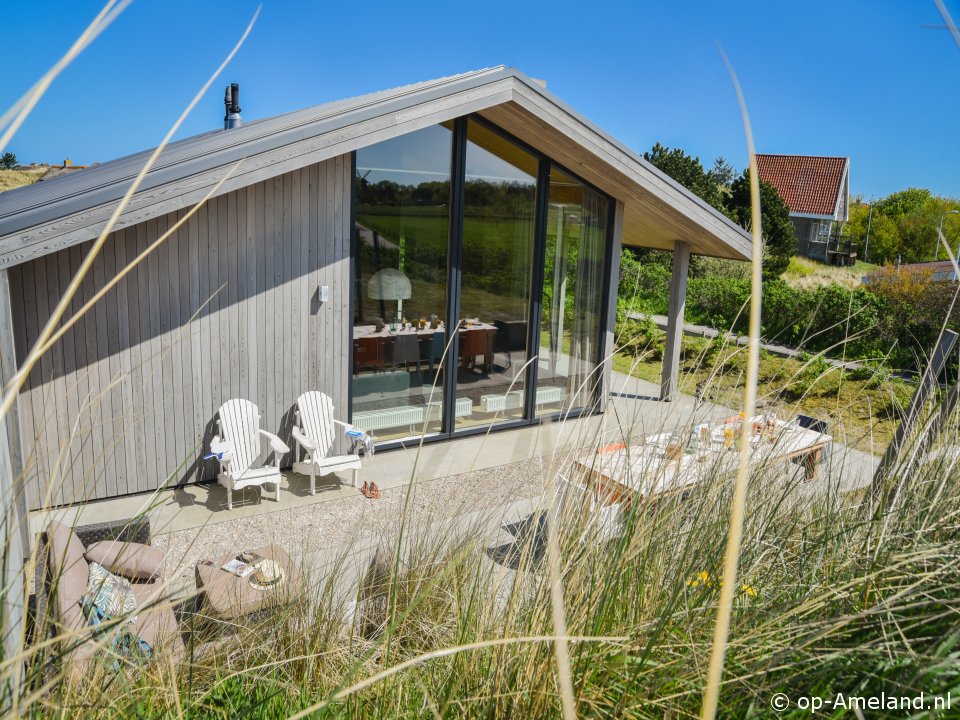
[[0, 6, 261, 424], [700, 46, 764, 720], [0, 0, 131, 156]]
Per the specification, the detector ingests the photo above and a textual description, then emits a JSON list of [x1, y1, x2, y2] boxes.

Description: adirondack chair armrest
[[291, 426, 319, 453], [259, 429, 291, 456], [333, 419, 364, 434]]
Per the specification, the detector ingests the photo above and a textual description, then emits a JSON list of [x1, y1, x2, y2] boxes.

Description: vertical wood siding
[[10, 156, 352, 510]]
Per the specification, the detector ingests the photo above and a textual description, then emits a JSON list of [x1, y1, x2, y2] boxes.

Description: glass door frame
[[350, 115, 617, 450]]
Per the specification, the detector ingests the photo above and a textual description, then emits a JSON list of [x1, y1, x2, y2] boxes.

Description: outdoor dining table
[[575, 417, 832, 505]]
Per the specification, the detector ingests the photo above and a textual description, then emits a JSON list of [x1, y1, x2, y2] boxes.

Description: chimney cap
[[224, 83, 242, 130]]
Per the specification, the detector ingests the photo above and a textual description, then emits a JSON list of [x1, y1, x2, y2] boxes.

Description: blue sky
[[2, 1, 959, 200]]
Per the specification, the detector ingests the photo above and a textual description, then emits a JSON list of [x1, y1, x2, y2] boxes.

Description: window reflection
[[456, 120, 537, 427], [350, 120, 612, 443], [537, 167, 609, 414], [351, 125, 451, 441]]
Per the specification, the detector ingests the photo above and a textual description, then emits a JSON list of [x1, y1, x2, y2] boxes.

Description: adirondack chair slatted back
[[297, 391, 336, 459], [217, 399, 262, 473]]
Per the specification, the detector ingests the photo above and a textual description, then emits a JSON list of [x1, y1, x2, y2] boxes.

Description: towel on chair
[[345, 427, 375, 457]]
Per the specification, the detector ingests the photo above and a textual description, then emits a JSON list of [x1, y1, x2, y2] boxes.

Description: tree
[[0, 152, 16, 170], [846, 200, 901, 263], [874, 188, 931, 218], [711, 157, 736, 187], [851, 188, 960, 263], [726, 170, 797, 277], [643, 143, 726, 213]]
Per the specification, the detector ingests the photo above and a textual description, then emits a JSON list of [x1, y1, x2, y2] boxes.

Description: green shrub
[[618, 249, 671, 314], [616, 314, 664, 360], [685, 276, 751, 332], [617, 245, 960, 371]]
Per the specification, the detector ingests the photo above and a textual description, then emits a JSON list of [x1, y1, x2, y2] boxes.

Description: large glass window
[[351, 125, 452, 441], [536, 167, 609, 414], [350, 118, 612, 443], [455, 120, 537, 427]]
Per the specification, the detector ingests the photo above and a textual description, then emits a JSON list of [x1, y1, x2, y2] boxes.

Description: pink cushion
[[45, 522, 185, 672], [46, 521, 89, 630], [131, 582, 185, 659], [84, 541, 164, 581]]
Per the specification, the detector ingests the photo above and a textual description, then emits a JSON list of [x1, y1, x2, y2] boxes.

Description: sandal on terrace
[[360, 481, 372, 498], [369, 482, 382, 500]]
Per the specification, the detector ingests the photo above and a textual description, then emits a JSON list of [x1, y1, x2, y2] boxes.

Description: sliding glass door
[[351, 125, 451, 441], [536, 167, 610, 414], [454, 120, 537, 427], [350, 117, 612, 444]]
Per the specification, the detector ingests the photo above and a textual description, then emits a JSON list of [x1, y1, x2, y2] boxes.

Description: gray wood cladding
[[10, 155, 352, 510]]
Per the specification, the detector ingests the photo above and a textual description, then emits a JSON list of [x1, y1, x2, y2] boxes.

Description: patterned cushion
[[86, 562, 137, 621]]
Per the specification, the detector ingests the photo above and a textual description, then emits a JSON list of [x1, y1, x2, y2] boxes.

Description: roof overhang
[[0, 67, 750, 268], [790, 212, 836, 221], [477, 86, 750, 260]]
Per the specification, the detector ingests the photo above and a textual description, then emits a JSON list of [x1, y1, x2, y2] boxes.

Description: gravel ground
[[153, 456, 551, 591]]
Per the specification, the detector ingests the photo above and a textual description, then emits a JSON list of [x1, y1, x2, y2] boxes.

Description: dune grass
[[782, 256, 878, 291], [19, 383, 960, 718], [0, 169, 45, 193], [6, 4, 960, 718]]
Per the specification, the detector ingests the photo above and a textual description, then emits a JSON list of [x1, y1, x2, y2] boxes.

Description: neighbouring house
[[756, 154, 851, 264], [39, 160, 90, 182], [0, 66, 749, 513]]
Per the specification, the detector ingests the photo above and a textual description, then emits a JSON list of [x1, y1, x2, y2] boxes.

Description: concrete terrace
[[29, 371, 881, 600]]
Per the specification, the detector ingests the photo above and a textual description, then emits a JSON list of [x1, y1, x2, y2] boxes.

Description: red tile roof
[[755, 154, 848, 217]]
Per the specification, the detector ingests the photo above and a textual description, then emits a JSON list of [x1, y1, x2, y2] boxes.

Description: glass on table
[[723, 424, 736, 450], [763, 413, 780, 443], [665, 433, 685, 460], [697, 423, 710, 446]]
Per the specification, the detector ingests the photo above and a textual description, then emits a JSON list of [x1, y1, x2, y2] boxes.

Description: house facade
[[756, 154, 850, 263], [0, 67, 750, 511]]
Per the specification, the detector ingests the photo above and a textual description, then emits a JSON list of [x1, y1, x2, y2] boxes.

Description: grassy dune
[[782, 256, 878, 291], [0, 168, 44, 193]]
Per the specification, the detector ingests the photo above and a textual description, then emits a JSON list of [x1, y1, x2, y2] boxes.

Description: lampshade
[[367, 268, 412, 300]]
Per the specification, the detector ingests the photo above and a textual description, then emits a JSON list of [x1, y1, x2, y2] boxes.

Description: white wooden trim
[[790, 211, 837, 220], [834, 162, 850, 222]]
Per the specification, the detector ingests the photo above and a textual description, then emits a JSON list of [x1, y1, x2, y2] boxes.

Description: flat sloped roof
[[0, 67, 750, 266]]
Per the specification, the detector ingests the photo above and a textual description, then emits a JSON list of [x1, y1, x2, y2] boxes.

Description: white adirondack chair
[[210, 399, 290, 510], [291, 391, 364, 494]]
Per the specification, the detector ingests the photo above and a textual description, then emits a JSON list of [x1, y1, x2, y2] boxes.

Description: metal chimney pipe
[[224, 83, 242, 130]]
